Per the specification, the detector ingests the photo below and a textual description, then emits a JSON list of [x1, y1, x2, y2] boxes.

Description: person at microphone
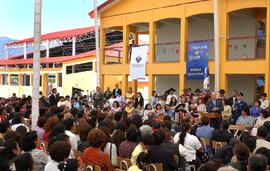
[[206, 92, 224, 129]]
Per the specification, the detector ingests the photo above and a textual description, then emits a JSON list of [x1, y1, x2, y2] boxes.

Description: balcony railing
[[155, 42, 180, 62], [228, 35, 265, 60], [104, 46, 123, 64]]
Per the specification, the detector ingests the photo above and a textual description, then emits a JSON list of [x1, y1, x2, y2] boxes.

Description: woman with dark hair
[[22, 131, 48, 171], [77, 124, 91, 152], [128, 152, 150, 171], [78, 129, 114, 171], [111, 101, 121, 114], [0, 139, 21, 171], [99, 126, 117, 167], [58, 159, 81, 171], [118, 127, 139, 159], [168, 97, 178, 111], [48, 123, 66, 146], [134, 92, 144, 109], [149, 91, 158, 109], [111, 129, 125, 150], [43, 116, 60, 142], [0, 106, 8, 122], [45, 141, 71, 171], [198, 159, 223, 171], [154, 103, 165, 119], [11, 112, 28, 132], [173, 122, 202, 169], [227, 143, 250, 171], [0, 120, 11, 138], [14, 153, 34, 171], [236, 106, 254, 129], [125, 101, 134, 118], [143, 104, 153, 121], [251, 109, 270, 136], [251, 100, 262, 118]]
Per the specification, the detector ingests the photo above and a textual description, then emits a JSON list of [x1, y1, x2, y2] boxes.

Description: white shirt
[[108, 98, 115, 108], [57, 101, 66, 107], [255, 139, 270, 152], [166, 94, 178, 104], [65, 130, 78, 150], [44, 160, 59, 171], [11, 123, 29, 132], [65, 100, 72, 109], [260, 99, 270, 109], [174, 133, 201, 162], [197, 104, 206, 113], [104, 142, 117, 167]]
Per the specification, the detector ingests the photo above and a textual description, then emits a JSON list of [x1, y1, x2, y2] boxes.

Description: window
[[10, 74, 19, 86], [66, 62, 93, 74], [1, 74, 9, 85], [21, 74, 30, 86], [58, 73, 62, 87], [66, 65, 72, 74]]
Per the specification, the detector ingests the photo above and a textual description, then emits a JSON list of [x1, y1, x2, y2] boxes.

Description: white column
[[72, 36, 76, 56], [214, 0, 219, 93], [24, 42, 27, 59], [46, 39, 50, 58]]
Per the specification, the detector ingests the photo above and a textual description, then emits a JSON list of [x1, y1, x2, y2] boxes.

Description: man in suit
[[148, 130, 178, 171], [228, 90, 238, 107], [206, 92, 224, 129], [112, 84, 122, 98], [92, 87, 104, 108], [49, 88, 59, 107], [232, 92, 247, 124]]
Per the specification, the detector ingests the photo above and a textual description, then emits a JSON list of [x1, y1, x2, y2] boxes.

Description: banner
[[186, 41, 210, 80], [130, 46, 148, 79]]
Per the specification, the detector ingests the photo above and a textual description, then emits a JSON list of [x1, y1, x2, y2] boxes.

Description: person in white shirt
[[174, 122, 202, 168], [65, 95, 72, 109], [44, 141, 71, 171], [108, 94, 115, 108], [57, 96, 66, 107], [63, 119, 77, 150], [255, 126, 270, 152], [12, 112, 29, 132], [260, 93, 269, 110], [166, 88, 178, 104]]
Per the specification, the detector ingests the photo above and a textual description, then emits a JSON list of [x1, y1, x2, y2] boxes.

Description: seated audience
[[251, 110, 269, 136], [247, 154, 269, 171], [212, 119, 233, 143], [14, 153, 34, 171], [255, 126, 270, 152], [227, 143, 250, 171], [118, 127, 139, 159], [79, 129, 114, 171], [236, 107, 254, 129]]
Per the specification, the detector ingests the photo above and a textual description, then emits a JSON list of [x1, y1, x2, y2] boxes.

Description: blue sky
[[0, 0, 106, 40]]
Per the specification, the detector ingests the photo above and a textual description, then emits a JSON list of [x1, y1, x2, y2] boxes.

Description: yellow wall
[[98, 0, 270, 98]]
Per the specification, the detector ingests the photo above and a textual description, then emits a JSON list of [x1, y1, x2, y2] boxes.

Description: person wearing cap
[[192, 89, 202, 104], [232, 92, 247, 124], [218, 89, 226, 100], [260, 93, 269, 110], [206, 92, 224, 129], [166, 88, 178, 104]]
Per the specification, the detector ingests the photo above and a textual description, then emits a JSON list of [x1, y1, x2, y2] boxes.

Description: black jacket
[[112, 88, 122, 98], [49, 93, 59, 107], [134, 97, 144, 108], [212, 129, 233, 143], [148, 145, 178, 171], [213, 144, 233, 165], [162, 142, 186, 169]]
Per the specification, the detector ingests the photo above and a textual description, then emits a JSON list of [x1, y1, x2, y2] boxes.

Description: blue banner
[[186, 41, 210, 80]]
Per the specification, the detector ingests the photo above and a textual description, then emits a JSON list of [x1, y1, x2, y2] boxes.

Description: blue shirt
[[236, 115, 254, 127], [165, 110, 175, 120], [250, 106, 262, 118], [196, 125, 214, 140]]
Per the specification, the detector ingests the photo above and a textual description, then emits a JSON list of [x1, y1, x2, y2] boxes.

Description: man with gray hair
[[247, 154, 269, 171], [139, 125, 152, 136], [206, 92, 224, 129]]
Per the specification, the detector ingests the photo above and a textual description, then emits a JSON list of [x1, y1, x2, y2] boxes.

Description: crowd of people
[[0, 84, 270, 171]]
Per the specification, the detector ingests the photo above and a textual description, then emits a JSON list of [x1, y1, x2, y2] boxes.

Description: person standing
[[49, 88, 59, 107], [104, 87, 112, 101], [218, 89, 226, 101], [232, 92, 247, 124], [228, 90, 238, 107], [206, 92, 224, 129], [166, 88, 178, 104], [93, 87, 104, 108], [113, 84, 122, 98]]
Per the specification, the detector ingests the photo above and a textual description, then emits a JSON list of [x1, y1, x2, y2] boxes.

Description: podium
[[200, 113, 222, 118]]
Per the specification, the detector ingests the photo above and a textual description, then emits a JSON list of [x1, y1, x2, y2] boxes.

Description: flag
[[203, 66, 210, 92]]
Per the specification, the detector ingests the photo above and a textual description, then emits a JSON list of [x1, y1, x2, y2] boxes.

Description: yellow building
[[90, 0, 269, 103]]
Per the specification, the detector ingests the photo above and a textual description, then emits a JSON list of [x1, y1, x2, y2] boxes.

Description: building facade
[[90, 0, 269, 104]]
